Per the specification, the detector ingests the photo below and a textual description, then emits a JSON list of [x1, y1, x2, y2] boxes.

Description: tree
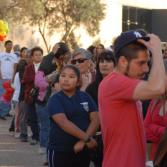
[[0, 0, 21, 20], [0, 0, 105, 52]]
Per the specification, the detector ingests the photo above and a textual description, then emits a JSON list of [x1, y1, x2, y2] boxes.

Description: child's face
[[59, 68, 79, 92], [32, 51, 43, 64]]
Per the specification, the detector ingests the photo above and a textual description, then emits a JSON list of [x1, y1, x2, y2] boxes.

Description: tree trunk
[[38, 25, 50, 53]]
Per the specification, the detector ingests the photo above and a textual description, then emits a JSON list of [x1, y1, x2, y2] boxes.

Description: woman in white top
[[10, 60, 28, 137]]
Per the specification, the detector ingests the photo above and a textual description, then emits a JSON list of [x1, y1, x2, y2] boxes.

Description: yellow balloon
[[0, 20, 9, 36]]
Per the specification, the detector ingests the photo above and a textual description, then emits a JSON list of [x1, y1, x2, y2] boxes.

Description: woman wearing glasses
[[71, 48, 94, 91]]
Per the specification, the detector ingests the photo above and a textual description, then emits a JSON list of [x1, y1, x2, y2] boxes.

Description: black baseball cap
[[114, 29, 150, 57]]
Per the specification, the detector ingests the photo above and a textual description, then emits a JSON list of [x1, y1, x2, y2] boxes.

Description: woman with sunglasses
[[71, 48, 94, 91], [47, 65, 99, 167]]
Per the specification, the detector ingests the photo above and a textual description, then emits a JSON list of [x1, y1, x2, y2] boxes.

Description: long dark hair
[[20, 47, 27, 58], [94, 50, 116, 87]]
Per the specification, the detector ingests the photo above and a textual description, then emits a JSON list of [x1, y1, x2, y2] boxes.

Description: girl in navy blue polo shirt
[[47, 65, 99, 167]]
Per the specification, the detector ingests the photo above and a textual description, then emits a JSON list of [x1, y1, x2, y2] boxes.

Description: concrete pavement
[[0, 117, 95, 167], [0, 117, 44, 167]]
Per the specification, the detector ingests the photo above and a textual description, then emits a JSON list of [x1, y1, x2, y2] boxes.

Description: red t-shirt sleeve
[[110, 74, 140, 100]]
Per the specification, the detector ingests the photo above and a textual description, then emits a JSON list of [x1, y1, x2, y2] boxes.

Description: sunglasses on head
[[71, 58, 87, 65]]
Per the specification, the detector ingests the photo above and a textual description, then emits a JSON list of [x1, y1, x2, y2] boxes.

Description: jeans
[[36, 104, 50, 148], [0, 101, 10, 117], [0, 79, 11, 117], [0, 79, 5, 96]]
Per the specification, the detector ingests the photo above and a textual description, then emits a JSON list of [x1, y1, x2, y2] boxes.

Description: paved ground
[[0, 117, 44, 167], [0, 117, 95, 167]]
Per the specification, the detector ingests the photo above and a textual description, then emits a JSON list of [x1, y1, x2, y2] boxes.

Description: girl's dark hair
[[54, 42, 69, 59], [30, 46, 43, 57], [60, 65, 80, 81], [87, 45, 95, 54], [16, 59, 28, 80], [20, 47, 27, 53], [20, 47, 28, 58], [94, 50, 116, 86], [98, 50, 116, 66], [97, 44, 105, 49]]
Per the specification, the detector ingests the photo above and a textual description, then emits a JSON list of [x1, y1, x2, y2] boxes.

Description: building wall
[[122, 7, 167, 42], [122, 6, 152, 33], [152, 10, 167, 42]]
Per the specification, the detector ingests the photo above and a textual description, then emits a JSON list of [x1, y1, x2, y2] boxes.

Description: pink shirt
[[98, 72, 146, 167]]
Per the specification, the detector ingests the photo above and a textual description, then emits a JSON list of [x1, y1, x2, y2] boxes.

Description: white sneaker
[[28, 126, 32, 137], [146, 161, 154, 167], [38, 147, 46, 155], [9, 131, 14, 136], [30, 139, 38, 145], [14, 132, 20, 138]]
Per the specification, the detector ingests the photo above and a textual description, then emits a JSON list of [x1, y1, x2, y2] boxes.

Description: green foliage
[[0, 0, 105, 51]]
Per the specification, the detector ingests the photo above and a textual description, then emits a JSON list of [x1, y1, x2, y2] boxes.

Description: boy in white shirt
[[0, 40, 18, 119]]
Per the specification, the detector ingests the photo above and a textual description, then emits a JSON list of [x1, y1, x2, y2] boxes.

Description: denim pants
[[0, 101, 10, 117], [0, 79, 5, 96], [0, 79, 11, 117], [36, 104, 50, 148]]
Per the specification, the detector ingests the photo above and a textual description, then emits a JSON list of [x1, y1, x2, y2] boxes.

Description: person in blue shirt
[[47, 65, 99, 167]]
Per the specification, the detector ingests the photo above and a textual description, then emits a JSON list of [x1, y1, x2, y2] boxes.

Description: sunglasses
[[71, 58, 87, 65]]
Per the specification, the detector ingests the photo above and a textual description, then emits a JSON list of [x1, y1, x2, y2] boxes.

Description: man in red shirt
[[98, 30, 166, 167]]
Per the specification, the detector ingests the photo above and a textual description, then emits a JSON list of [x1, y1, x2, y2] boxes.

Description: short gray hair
[[73, 48, 92, 60]]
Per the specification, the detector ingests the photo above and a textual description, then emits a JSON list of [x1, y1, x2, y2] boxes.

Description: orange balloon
[[0, 34, 6, 41]]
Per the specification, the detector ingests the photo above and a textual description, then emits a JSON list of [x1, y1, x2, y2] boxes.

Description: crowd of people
[[0, 29, 167, 167]]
